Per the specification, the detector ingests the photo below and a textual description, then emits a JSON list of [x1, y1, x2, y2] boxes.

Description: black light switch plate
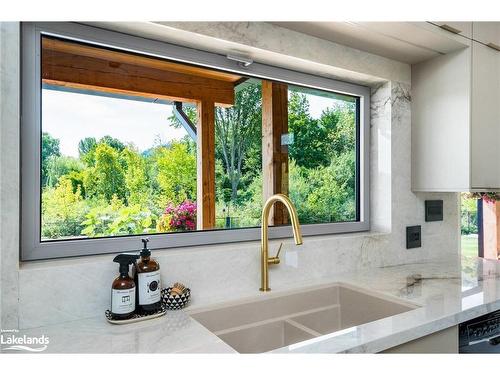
[[406, 225, 421, 249], [425, 200, 443, 222]]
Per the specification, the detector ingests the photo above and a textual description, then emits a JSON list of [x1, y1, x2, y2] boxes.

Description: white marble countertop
[[11, 256, 500, 353]]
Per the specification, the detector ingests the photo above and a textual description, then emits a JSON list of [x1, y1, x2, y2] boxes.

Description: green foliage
[[84, 143, 126, 202], [41, 177, 87, 238], [288, 92, 356, 170], [288, 92, 329, 168], [215, 82, 262, 205], [100, 135, 126, 152], [78, 137, 97, 158], [288, 155, 356, 224], [322, 104, 356, 157], [232, 173, 262, 227], [154, 141, 197, 208], [461, 193, 478, 235], [81, 195, 155, 237], [79, 136, 126, 167], [41, 132, 61, 186], [121, 147, 149, 205], [45, 155, 84, 188]]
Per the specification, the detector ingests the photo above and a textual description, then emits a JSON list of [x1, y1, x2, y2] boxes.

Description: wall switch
[[425, 200, 443, 222], [406, 225, 422, 249]]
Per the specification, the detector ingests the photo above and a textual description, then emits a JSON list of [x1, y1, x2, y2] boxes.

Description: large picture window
[[22, 22, 370, 260]]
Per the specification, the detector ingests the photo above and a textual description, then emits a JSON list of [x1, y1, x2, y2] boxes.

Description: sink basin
[[189, 283, 419, 353]]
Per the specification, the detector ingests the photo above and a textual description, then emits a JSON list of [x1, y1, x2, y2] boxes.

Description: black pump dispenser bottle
[[111, 253, 139, 320], [135, 238, 162, 313]]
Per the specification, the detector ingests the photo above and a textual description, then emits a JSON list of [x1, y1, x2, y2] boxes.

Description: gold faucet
[[260, 194, 303, 292]]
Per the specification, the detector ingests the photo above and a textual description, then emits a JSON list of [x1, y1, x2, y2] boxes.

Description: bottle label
[[138, 271, 161, 305], [111, 287, 136, 314]]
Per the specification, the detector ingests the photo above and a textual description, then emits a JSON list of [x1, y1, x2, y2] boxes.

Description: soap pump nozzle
[[140, 237, 151, 257], [113, 253, 139, 277]]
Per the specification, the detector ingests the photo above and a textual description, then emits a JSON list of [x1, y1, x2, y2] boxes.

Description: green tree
[[45, 155, 84, 188], [288, 92, 329, 169], [41, 177, 87, 238], [79, 136, 125, 167], [121, 147, 149, 205], [84, 143, 126, 202], [154, 141, 197, 208], [41, 132, 61, 186], [321, 104, 356, 158], [101, 135, 126, 152], [215, 83, 262, 205], [81, 195, 155, 237], [78, 137, 97, 158]]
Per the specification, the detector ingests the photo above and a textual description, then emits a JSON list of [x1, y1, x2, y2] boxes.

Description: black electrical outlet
[[406, 225, 421, 249], [425, 200, 443, 222]]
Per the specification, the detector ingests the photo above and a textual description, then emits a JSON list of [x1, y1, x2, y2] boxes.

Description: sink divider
[[284, 319, 322, 337], [212, 303, 339, 337]]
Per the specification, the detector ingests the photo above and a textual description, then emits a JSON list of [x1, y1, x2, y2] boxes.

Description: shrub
[[41, 177, 88, 239], [81, 195, 156, 237], [157, 200, 197, 232], [154, 142, 196, 208]]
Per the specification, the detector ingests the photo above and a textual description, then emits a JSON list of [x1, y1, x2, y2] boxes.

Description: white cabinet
[[381, 326, 458, 353], [412, 30, 500, 192], [432, 22, 472, 39], [471, 41, 500, 189]]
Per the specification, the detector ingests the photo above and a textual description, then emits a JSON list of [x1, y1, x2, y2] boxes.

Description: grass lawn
[[461, 235, 478, 258]]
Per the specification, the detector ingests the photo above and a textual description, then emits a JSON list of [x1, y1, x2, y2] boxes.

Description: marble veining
[[7, 256, 500, 354]]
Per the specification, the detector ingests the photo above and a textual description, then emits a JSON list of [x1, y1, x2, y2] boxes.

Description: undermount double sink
[[189, 283, 419, 353]]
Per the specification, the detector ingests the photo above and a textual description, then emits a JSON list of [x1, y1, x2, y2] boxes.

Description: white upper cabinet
[[473, 22, 500, 49], [470, 35, 500, 189], [412, 45, 472, 192], [412, 22, 500, 192], [432, 22, 473, 39]]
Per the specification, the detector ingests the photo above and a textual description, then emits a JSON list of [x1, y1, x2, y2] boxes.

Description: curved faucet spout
[[260, 194, 303, 292]]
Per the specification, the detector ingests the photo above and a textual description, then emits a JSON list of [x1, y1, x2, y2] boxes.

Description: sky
[[42, 88, 345, 158]]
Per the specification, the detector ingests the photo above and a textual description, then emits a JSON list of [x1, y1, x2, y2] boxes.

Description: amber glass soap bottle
[[135, 238, 161, 314], [111, 253, 139, 320]]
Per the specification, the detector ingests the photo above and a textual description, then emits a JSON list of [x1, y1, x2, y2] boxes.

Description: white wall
[[0, 22, 460, 330], [0, 22, 21, 330]]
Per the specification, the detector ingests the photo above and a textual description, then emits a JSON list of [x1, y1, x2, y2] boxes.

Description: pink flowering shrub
[[157, 200, 197, 232], [465, 192, 500, 204]]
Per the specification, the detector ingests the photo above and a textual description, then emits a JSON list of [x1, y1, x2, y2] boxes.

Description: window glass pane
[[215, 79, 262, 229], [287, 85, 358, 224], [41, 88, 197, 240], [39, 34, 360, 244], [40, 36, 203, 241]]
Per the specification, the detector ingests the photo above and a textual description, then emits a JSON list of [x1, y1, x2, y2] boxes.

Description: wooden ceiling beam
[[42, 46, 235, 106], [42, 37, 242, 83]]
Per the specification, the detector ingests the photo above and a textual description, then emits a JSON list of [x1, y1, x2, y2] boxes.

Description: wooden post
[[262, 81, 289, 225], [481, 198, 500, 260], [478, 198, 484, 258], [196, 100, 216, 230]]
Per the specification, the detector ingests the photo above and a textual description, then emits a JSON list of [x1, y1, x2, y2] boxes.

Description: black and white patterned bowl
[[162, 287, 191, 310]]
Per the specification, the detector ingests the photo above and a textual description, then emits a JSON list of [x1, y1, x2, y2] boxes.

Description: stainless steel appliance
[[459, 310, 500, 353]]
